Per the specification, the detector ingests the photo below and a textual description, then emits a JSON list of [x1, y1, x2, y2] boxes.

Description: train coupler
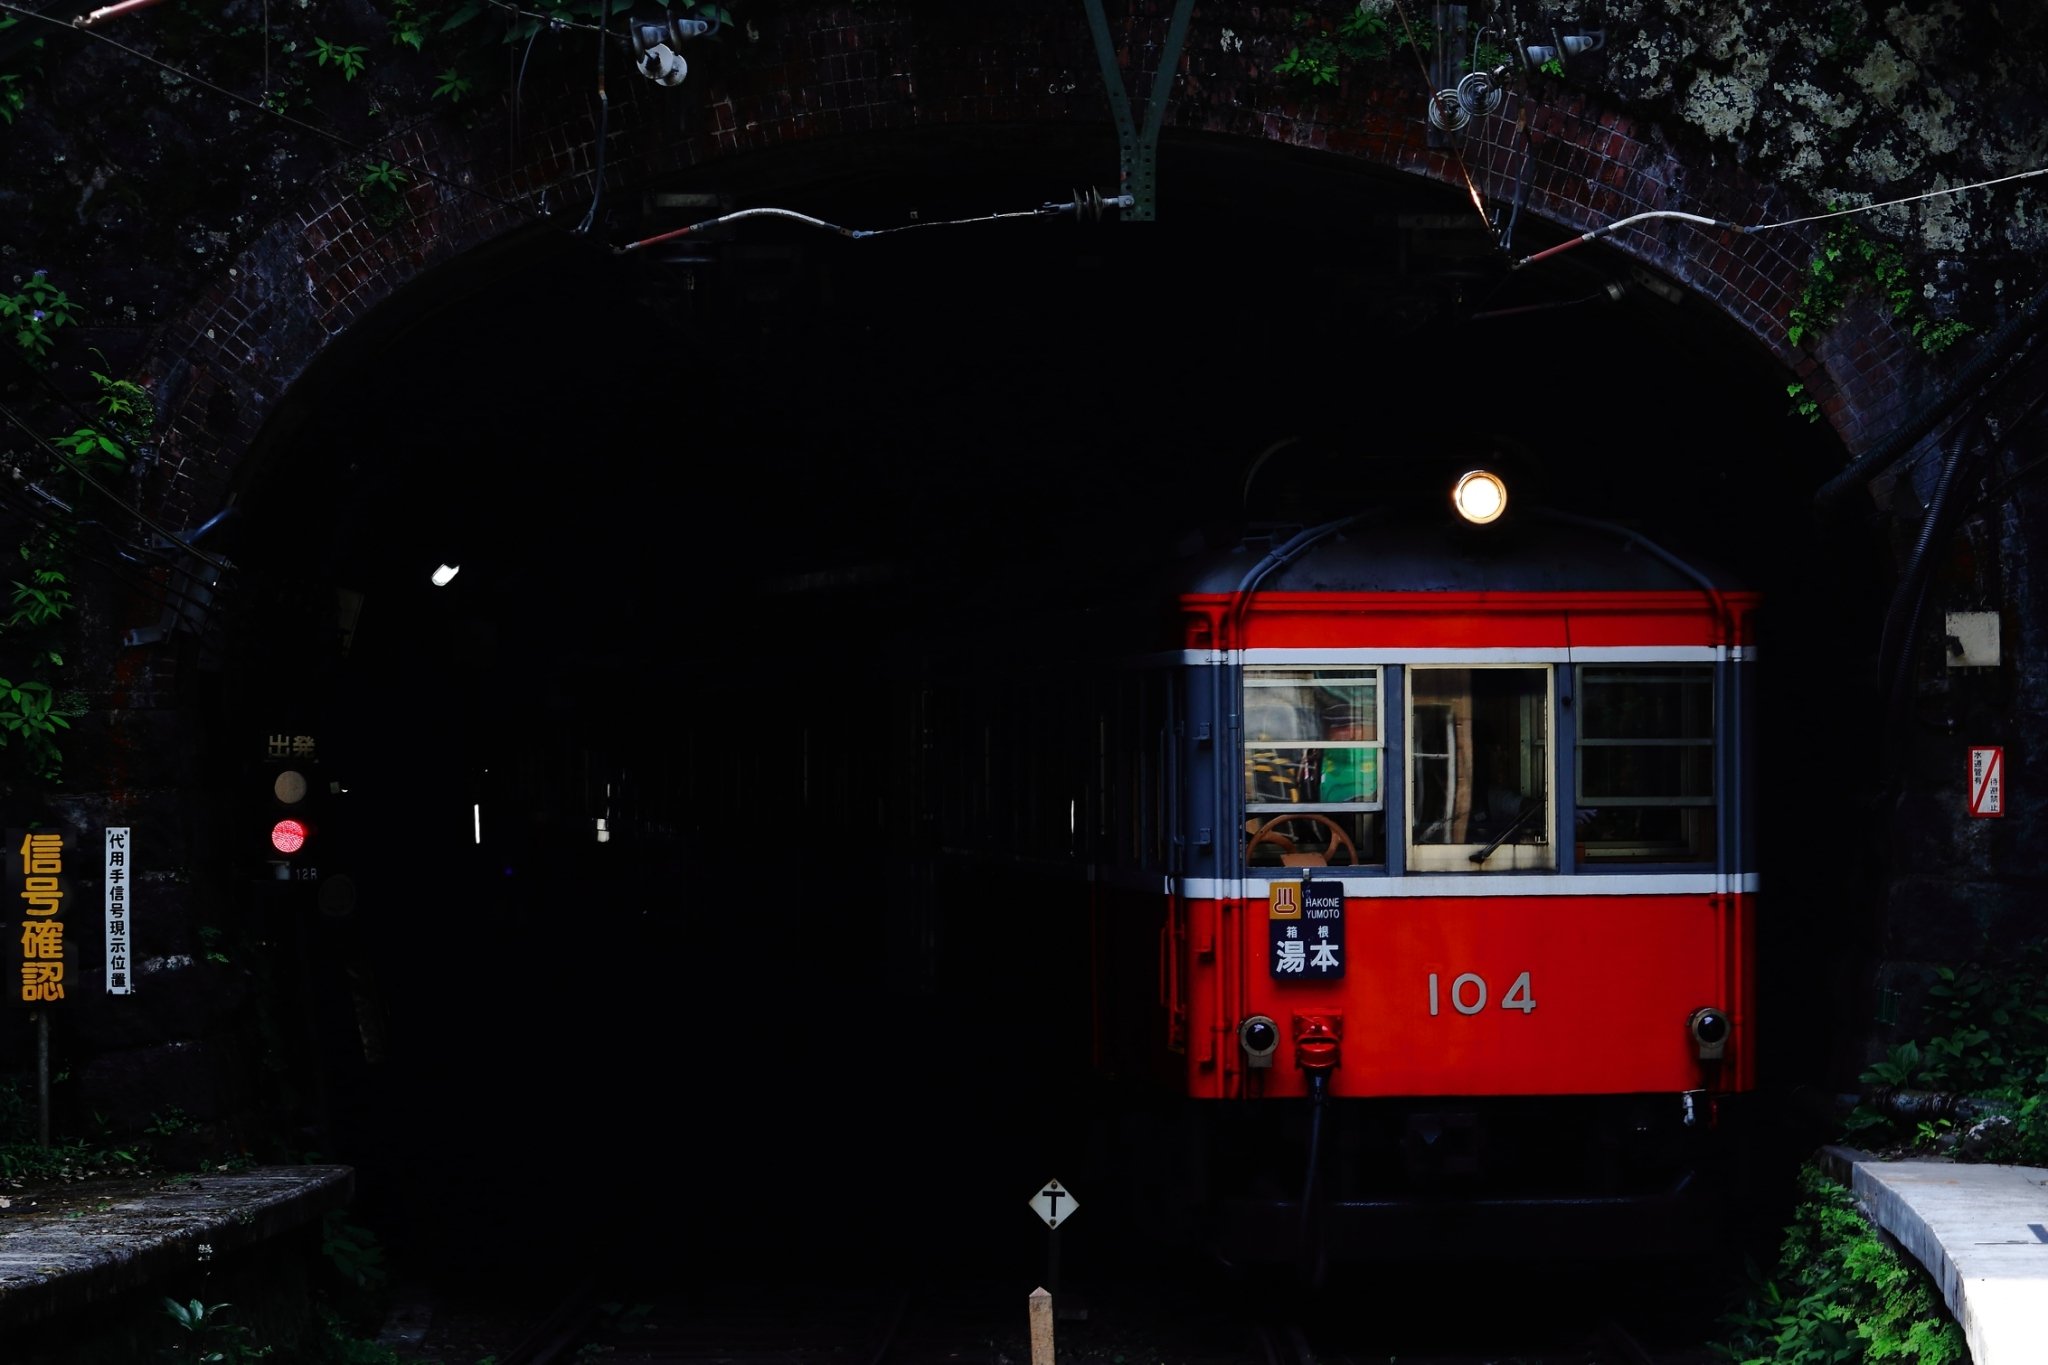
[[1293, 1012, 1342, 1072]]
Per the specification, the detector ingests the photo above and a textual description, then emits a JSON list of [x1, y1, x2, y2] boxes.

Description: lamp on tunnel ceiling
[[627, 12, 716, 87], [431, 562, 460, 587]]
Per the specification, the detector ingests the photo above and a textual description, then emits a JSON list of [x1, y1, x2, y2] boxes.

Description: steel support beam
[[1082, 0, 1196, 221]]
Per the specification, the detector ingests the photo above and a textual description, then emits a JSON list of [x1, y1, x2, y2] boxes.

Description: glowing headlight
[[1452, 469, 1508, 525]]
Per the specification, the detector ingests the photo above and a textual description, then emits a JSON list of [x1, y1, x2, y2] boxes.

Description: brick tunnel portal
[[201, 130, 1872, 1285]]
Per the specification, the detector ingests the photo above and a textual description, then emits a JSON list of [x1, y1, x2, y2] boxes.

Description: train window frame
[[1242, 665, 1386, 868], [1242, 666, 1385, 815], [1572, 663, 1717, 864], [1404, 664, 1556, 874]]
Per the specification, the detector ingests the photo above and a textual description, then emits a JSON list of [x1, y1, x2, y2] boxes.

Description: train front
[[1158, 473, 1758, 1263]]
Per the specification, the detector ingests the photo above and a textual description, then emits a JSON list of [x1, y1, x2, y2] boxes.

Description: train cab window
[[1575, 665, 1716, 863], [1407, 667, 1554, 872], [1243, 667, 1385, 867]]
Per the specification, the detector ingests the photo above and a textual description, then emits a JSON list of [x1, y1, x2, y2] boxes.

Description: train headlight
[[1239, 1015, 1280, 1069], [1688, 1006, 1730, 1061], [1452, 469, 1508, 524]]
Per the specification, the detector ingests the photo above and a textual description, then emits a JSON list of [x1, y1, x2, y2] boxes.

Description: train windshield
[[1243, 667, 1385, 867], [1408, 666, 1555, 872], [1575, 665, 1717, 862]]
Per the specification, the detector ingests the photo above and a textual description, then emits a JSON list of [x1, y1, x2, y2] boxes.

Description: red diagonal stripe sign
[[1969, 747, 2004, 818]]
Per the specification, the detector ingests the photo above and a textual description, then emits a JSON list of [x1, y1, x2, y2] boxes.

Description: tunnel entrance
[[201, 129, 1871, 1290]]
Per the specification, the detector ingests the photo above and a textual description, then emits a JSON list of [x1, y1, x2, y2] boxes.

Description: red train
[[687, 452, 1760, 1269], [906, 461, 1759, 1265]]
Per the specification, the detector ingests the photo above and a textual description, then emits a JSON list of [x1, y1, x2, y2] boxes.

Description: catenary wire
[[1511, 165, 2048, 270]]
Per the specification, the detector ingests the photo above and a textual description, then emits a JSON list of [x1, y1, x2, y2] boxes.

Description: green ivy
[[1271, 3, 1431, 89], [1713, 1163, 1965, 1365], [0, 551, 80, 783], [1, 348, 141, 785], [1786, 218, 1974, 375], [1846, 942, 2048, 1163]]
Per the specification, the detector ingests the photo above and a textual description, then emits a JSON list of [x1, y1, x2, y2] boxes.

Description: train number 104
[[1427, 971, 1536, 1016]]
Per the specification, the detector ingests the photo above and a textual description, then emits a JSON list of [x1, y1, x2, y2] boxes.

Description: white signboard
[[1029, 1178, 1078, 1229], [105, 827, 132, 995]]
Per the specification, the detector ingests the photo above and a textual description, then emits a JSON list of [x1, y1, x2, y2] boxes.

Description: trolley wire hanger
[[1081, 0, 1196, 221]]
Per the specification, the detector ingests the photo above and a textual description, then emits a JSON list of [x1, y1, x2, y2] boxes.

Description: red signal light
[[270, 817, 309, 855]]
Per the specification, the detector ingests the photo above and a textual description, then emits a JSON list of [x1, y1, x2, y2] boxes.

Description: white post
[[1029, 1286, 1054, 1365]]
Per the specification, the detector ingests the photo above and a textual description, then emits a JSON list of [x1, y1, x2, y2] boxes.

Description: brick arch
[[139, 1, 1920, 538]]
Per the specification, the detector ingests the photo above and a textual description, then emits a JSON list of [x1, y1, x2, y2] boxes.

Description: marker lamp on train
[[1452, 469, 1508, 525], [1239, 1015, 1280, 1069], [1688, 1006, 1731, 1061]]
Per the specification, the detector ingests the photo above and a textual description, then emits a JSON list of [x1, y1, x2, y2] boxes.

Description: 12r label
[[1427, 971, 1536, 1015]]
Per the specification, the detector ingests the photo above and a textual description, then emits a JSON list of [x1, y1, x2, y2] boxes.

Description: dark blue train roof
[[1178, 509, 1745, 597]]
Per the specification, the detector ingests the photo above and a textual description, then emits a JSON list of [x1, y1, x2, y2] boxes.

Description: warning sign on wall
[[1969, 746, 2004, 818]]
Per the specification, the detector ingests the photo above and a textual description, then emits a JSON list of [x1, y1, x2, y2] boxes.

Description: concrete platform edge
[[0, 1165, 355, 1329], [1819, 1144, 2048, 1365]]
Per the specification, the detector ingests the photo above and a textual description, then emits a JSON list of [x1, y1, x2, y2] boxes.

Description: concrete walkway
[[1823, 1146, 2048, 1365], [0, 1164, 353, 1329]]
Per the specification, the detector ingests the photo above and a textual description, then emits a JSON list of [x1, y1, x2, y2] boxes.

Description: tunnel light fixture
[[432, 563, 460, 587], [1452, 469, 1509, 525]]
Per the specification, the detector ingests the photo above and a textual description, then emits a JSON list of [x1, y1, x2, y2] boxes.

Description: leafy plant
[[1847, 943, 2048, 1161], [358, 159, 409, 196], [320, 1211, 389, 1295], [387, 0, 428, 51], [432, 66, 472, 102], [1270, 3, 1430, 89], [0, 12, 45, 127], [1786, 218, 1975, 365], [312, 37, 369, 81], [1, 270, 77, 361], [144, 1107, 197, 1138], [357, 160, 413, 227], [1274, 35, 1342, 87], [1713, 1163, 1964, 1365], [163, 1296, 273, 1364]]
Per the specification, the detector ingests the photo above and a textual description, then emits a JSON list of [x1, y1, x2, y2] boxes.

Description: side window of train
[[1406, 667, 1555, 873], [1574, 665, 1716, 863], [1242, 667, 1386, 868]]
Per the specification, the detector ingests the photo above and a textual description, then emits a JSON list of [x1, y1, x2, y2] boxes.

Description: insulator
[[629, 14, 713, 53], [1456, 69, 1504, 117], [1426, 89, 1471, 132]]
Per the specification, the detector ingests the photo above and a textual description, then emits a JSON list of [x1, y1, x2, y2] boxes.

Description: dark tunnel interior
[[206, 130, 1881, 1297]]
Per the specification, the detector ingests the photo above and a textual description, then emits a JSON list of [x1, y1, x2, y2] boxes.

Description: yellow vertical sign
[[11, 830, 67, 1004]]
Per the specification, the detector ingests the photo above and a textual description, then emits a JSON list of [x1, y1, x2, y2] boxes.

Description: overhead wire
[[614, 197, 1107, 253], [1511, 165, 2048, 270]]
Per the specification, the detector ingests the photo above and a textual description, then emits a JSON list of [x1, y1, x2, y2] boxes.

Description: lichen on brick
[[1896, 86, 1966, 156], [1850, 39, 1917, 105], [1916, 186, 1973, 253], [1681, 69, 1760, 142]]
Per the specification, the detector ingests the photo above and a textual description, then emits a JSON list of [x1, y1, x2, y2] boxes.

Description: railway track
[[476, 1252, 1732, 1365]]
